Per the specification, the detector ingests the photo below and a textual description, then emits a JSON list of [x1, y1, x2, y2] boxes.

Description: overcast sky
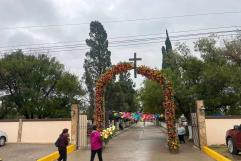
[[0, 0, 241, 88]]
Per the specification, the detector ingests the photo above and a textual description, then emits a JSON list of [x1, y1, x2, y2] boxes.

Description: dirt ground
[[209, 145, 241, 161], [0, 143, 56, 161]]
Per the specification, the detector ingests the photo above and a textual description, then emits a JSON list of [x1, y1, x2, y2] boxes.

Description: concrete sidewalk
[[0, 143, 56, 161], [68, 123, 214, 161]]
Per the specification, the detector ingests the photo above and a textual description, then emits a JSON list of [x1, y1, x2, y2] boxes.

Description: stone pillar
[[17, 119, 23, 142], [71, 104, 79, 145], [196, 100, 207, 148]]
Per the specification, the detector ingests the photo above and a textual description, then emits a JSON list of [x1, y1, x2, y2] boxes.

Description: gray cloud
[[0, 0, 58, 26], [1, 0, 241, 87]]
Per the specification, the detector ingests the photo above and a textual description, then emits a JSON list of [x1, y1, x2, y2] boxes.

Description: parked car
[[0, 130, 7, 146], [226, 124, 241, 154]]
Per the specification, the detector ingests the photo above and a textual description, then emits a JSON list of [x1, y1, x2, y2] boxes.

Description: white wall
[[205, 117, 241, 145], [21, 121, 71, 143], [0, 122, 19, 142], [0, 119, 72, 143]]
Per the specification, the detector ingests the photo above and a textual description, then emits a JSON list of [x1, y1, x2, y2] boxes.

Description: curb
[[202, 146, 231, 161], [36, 144, 76, 161]]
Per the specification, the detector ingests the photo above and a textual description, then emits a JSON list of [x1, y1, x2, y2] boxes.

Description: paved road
[[69, 123, 214, 161], [0, 143, 56, 161]]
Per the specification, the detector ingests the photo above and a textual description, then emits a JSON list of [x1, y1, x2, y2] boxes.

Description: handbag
[[55, 137, 60, 147]]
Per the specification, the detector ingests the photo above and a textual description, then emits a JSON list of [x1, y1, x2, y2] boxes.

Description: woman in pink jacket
[[90, 125, 103, 161]]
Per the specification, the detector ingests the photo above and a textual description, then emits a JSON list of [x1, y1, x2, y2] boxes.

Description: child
[[178, 124, 186, 144]]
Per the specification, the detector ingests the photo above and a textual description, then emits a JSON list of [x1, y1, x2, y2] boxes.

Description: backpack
[[55, 137, 60, 147]]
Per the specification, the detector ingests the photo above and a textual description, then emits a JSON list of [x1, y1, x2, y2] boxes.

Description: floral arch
[[94, 63, 178, 151]]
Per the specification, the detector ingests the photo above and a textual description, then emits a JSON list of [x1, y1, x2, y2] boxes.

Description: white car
[[0, 130, 7, 146]]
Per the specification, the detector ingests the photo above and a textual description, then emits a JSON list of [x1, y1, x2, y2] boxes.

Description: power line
[[1, 11, 241, 30], [0, 32, 238, 55], [49, 33, 241, 52], [1, 24, 241, 49], [1, 29, 240, 53]]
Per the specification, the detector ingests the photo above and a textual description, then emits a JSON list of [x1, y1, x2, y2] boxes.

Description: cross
[[129, 52, 142, 78]]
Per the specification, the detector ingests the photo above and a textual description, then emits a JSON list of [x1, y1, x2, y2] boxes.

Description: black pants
[[178, 135, 185, 144], [58, 147, 67, 161], [90, 148, 103, 161]]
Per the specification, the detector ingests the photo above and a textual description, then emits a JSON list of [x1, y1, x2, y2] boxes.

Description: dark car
[[226, 125, 241, 154]]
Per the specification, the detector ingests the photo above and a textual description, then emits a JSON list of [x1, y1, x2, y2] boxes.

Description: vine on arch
[[95, 63, 179, 151]]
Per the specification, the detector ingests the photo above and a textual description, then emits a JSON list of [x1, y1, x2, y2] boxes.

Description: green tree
[[118, 71, 137, 112], [105, 71, 138, 112], [139, 80, 164, 114], [104, 82, 124, 111], [195, 37, 241, 115], [0, 51, 84, 119], [168, 56, 203, 120], [161, 33, 206, 121], [162, 30, 173, 69], [223, 39, 241, 65], [83, 21, 112, 119], [144, 35, 241, 122], [165, 29, 173, 52]]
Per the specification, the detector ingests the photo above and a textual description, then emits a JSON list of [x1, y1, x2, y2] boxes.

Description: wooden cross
[[129, 52, 142, 78]]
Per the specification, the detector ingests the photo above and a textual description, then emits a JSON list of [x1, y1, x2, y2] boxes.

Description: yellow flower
[[104, 134, 108, 139], [111, 125, 116, 131]]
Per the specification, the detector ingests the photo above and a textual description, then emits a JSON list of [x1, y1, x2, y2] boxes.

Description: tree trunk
[[25, 114, 30, 119]]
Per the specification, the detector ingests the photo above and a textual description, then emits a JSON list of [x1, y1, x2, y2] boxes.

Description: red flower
[[94, 63, 178, 151]]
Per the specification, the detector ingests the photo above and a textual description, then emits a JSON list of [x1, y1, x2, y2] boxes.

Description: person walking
[[177, 124, 186, 144], [56, 128, 70, 161], [90, 125, 103, 161]]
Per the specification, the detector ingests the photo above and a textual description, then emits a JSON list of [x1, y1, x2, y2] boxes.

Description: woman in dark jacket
[[57, 128, 69, 161]]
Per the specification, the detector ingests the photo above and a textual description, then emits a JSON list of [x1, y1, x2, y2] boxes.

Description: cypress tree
[[165, 29, 172, 53], [162, 46, 167, 69], [162, 30, 173, 69], [83, 21, 111, 119]]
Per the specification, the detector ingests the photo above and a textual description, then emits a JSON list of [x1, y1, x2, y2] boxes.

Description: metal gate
[[78, 115, 87, 149], [191, 113, 200, 148]]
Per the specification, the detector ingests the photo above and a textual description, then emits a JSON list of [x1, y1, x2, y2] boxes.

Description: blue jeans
[[58, 147, 67, 161]]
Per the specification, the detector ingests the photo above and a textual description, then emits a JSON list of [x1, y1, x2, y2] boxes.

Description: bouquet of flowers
[[101, 125, 117, 144], [168, 138, 179, 153]]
